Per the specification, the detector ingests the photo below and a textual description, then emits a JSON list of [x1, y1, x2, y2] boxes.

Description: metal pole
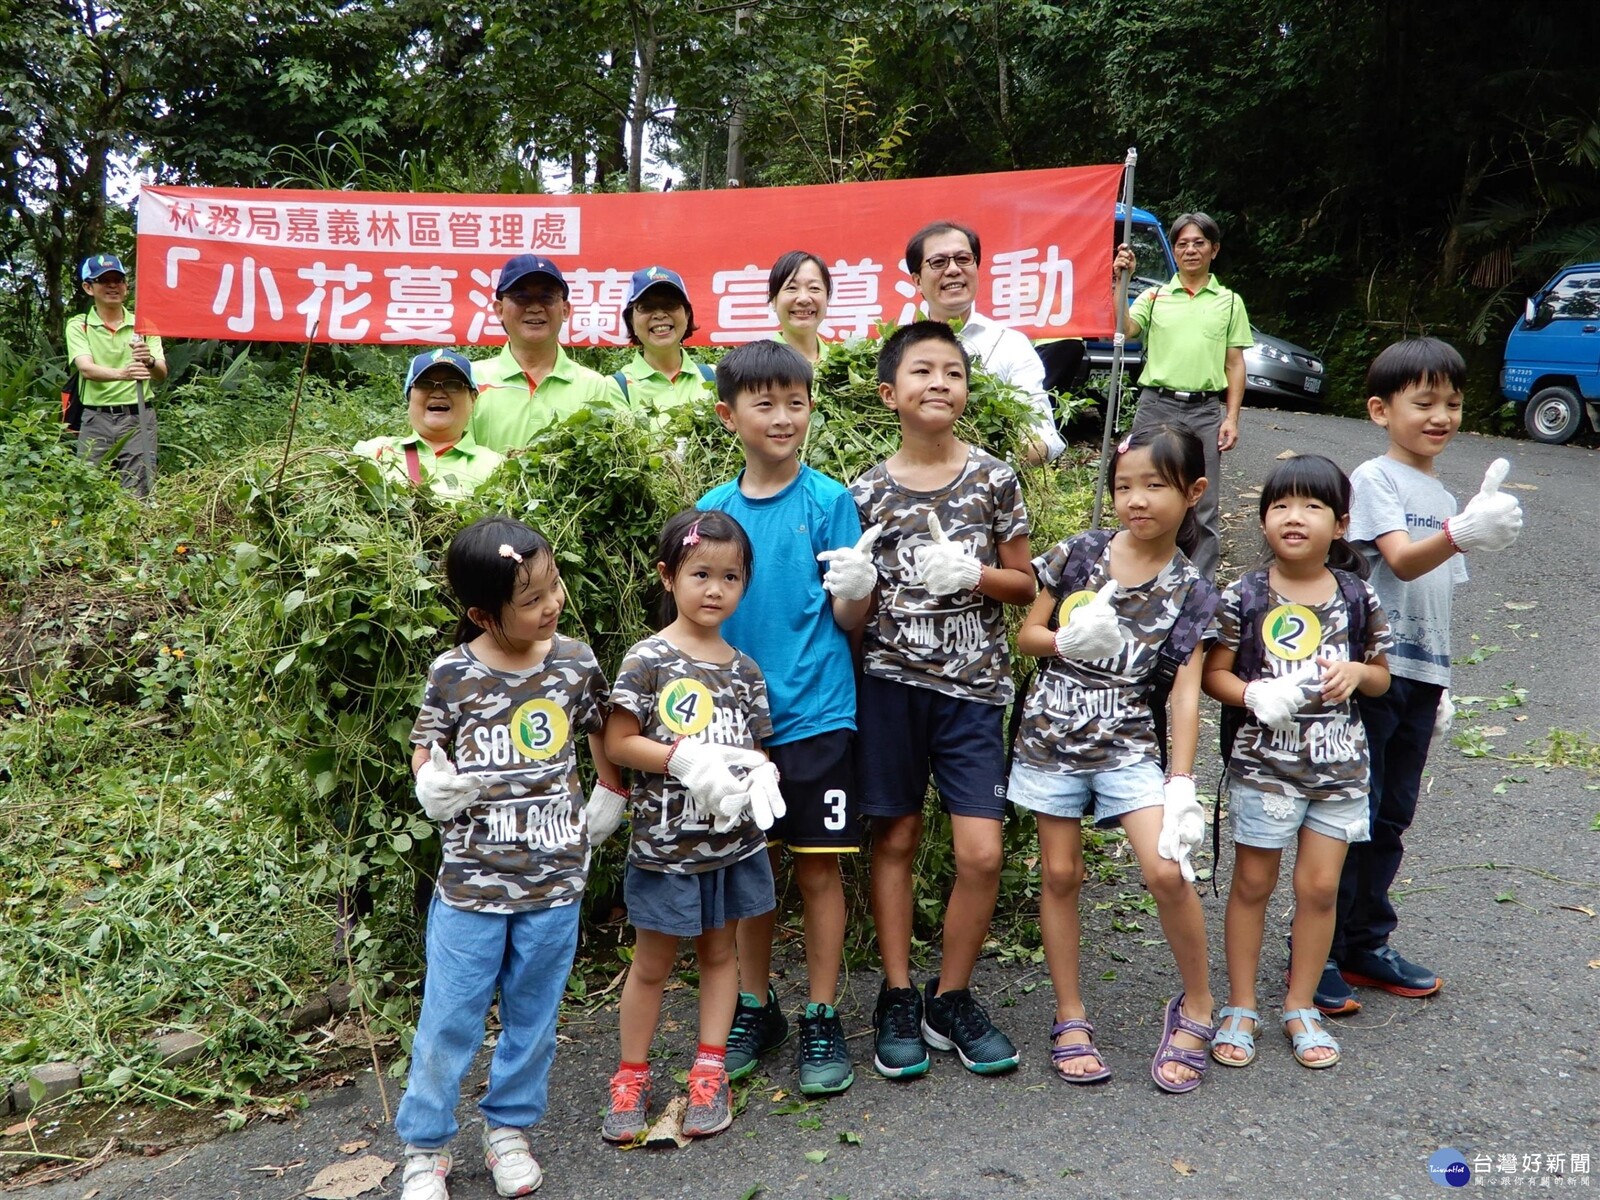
[[1091, 147, 1139, 528], [131, 333, 157, 498], [275, 320, 320, 491]]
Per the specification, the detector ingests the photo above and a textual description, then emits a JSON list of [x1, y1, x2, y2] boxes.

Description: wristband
[[663, 736, 684, 772], [1442, 519, 1462, 553], [597, 779, 628, 798], [1166, 772, 1194, 783]]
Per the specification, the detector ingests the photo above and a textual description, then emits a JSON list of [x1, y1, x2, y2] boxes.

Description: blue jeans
[[395, 895, 580, 1148], [1333, 675, 1442, 960]]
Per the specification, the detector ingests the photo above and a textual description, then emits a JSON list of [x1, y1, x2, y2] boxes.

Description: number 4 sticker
[[658, 678, 714, 737]]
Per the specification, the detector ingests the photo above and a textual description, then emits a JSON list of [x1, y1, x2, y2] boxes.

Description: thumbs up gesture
[[913, 513, 984, 596], [1054, 580, 1130, 661], [816, 523, 882, 601], [1444, 458, 1523, 553], [1244, 662, 1318, 733], [415, 743, 487, 822]]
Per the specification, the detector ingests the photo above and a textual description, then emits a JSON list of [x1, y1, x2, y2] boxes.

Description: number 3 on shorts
[[822, 788, 847, 832]]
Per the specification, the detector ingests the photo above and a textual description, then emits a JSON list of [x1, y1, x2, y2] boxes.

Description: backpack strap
[[1219, 568, 1273, 766], [612, 371, 630, 402], [1331, 568, 1369, 663], [697, 362, 715, 383], [1145, 575, 1221, 772]]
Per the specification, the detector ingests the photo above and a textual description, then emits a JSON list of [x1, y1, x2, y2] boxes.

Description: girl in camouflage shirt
[[602, 509, 779, 1144], [1009, 426, 1221, 1094], [398, 516, 624, 1200], [1202, 455, 1392, 1073]]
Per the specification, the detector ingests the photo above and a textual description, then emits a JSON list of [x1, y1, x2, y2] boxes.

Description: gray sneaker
[[681, 1062, 732, 1138], [600, 1068, 651, 1144], [797, 1002, 855, 1095]]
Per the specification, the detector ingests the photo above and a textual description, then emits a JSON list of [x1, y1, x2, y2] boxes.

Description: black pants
[[1333, 674, 1443, 960]]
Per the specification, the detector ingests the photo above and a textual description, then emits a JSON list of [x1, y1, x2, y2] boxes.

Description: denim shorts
[[1007, 757, 1165, 828], [624, 851, 776, 938], [1229, 780, 1372, 850]]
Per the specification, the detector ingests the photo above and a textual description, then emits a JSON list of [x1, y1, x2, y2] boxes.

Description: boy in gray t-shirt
[[1323, 338, 1524, 1016]]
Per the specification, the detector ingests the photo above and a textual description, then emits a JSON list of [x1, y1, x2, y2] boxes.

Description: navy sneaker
[[725, 986, 790, 1081], [920, 980, 1020, 1075], [1340, 945, 1442, 998], [1313, 960, 1362, 1017], [872, 982, 930, 1079], [796, 1002, 855, 1095]]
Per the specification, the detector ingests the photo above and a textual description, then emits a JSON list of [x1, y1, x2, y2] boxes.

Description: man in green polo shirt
[[468, 254, 621, 452], [1114, 212, 1251, 579], [66, 253, 167, 497], [353, 349, 504, 500], [605, 266, 715, 415]]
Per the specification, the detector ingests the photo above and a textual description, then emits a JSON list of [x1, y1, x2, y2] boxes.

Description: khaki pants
[[78, 406, 157, 497]]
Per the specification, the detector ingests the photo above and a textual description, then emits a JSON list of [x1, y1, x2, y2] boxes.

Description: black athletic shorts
[[765, 729, 860, 852]]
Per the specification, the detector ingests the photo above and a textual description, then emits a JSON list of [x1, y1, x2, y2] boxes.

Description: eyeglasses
[[923, 253, 975, 272], [91, 274, 127, 285], [411, 377, 472, 397], [501, 289, 562, 308], [1173, 239, 1212, 251]]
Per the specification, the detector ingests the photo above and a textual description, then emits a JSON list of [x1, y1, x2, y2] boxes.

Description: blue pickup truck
[[1500, 263, 1600, 444]]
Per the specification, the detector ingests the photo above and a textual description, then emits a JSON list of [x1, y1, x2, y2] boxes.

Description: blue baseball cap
[[495, 254, 568, 298], [81, 254, 126, 282], [626, 266, 690, 306], [404, 348, 477, 395]]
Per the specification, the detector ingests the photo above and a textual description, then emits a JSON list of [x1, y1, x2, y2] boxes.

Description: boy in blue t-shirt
[[1322, 337, 1524, 1016], [698, 339, 873, 1095]]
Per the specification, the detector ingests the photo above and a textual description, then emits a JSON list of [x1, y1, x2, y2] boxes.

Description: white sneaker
[[482, 1125, 543, 1196], [400, 1145, 451, 1200]]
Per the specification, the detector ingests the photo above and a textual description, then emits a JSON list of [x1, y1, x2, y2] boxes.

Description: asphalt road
[[17, 410, 1600, 1200]]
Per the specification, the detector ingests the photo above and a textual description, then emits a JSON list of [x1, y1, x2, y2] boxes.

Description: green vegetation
[[0, 334, 1086, 1109]]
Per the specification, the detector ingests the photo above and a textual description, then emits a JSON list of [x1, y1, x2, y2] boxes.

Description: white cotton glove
[[1053, 580, 1129, 661], [816, 524, 883, 602], [1244, 664, 1317, 733], [1443, 458, 1523, 553], [666, 738, 769, 820], [415, 744, 486, 822], [709, 762, 784, 834], [913, 513, 984, 596], [1156, 775, 1204, 884], [584, 781, 628, 842], [1434, 690, 1455, 737]]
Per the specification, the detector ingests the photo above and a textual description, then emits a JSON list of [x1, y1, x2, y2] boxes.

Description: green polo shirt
[[467, 344, 623, 452], [604, 350, 715, 413], [1129, 274, 1252, 392], [65, 307, 165, 408], [351, 428, 505, 500]]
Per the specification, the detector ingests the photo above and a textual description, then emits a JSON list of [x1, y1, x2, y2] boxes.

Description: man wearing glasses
[[68, 253, 166, 496], [353, 349, 503, 499], [1112, 212, 1252, 579], [906, 221, 1065, 466], [468, 255, 619, 452]]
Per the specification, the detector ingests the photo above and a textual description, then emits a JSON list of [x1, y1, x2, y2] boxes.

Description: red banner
[[134, 165, 1123, 346]]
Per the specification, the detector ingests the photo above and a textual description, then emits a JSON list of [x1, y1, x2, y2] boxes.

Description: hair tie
[[681, 519, 702, 547], [498, 543, 524, 564], [1116, 434, 1133, 454]]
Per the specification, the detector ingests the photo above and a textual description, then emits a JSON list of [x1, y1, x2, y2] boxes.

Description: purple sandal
[[1050, 1018, 1112, 1084], [1150, 993, 1215, 1094]]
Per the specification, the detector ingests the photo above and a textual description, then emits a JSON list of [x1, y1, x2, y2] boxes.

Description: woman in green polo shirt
[[606, 267, 715, 413], [353, 349, 504, 500], [768, 250, 833, 366]]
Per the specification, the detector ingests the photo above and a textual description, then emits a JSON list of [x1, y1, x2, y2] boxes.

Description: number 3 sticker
[[658, 678, 714, 737], [511, 698, 571, 760]]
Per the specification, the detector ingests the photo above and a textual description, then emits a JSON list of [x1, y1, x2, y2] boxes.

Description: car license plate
[[1305, 376, 1321, 394]]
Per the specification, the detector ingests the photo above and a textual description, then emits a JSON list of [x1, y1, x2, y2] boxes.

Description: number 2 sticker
[[1262, 603, 1322, 661]]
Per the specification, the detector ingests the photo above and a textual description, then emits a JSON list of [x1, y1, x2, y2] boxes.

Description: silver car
[[1244, 327, 1326, 405]]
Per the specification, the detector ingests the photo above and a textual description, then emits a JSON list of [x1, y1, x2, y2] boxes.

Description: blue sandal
[[1150, 993, 1215, 1094], [1282, 1007, 1340, 1069], [1210, 1006, 1259, 1067]]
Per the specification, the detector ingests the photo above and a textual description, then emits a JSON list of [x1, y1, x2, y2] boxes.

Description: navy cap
[[81, 253, 127, 282], [495, 254, 568, 298], [404, 348, 477, 395], [626, 266, 690, 306]]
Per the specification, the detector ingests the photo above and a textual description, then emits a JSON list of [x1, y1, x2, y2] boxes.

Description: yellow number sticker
[[658, 678, 714, 737], [511, 698, 570, 760], [1262, 603, 1322, 661]]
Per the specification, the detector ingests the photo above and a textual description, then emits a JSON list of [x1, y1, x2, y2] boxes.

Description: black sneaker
[[796, 1002, 855, 1095], [1313, 960, 1362, 1017], [1340, 945, 1442, 998], [725, 986, 789, 1081], [921, 980, 1020, 1075], [871, 981, 930, 1079]]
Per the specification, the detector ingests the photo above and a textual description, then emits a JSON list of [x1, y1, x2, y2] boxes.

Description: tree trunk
[[627, 11, 657, 193], [723, 6, 752, 186]]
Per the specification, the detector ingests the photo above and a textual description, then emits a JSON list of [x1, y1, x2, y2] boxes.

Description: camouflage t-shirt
[[410, 636, 610, 914], [610, 635, 774, 874], [850, 448, 1030, 706], [1213, 579, 1393, 802], [1015, 535, 1209, 774]]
